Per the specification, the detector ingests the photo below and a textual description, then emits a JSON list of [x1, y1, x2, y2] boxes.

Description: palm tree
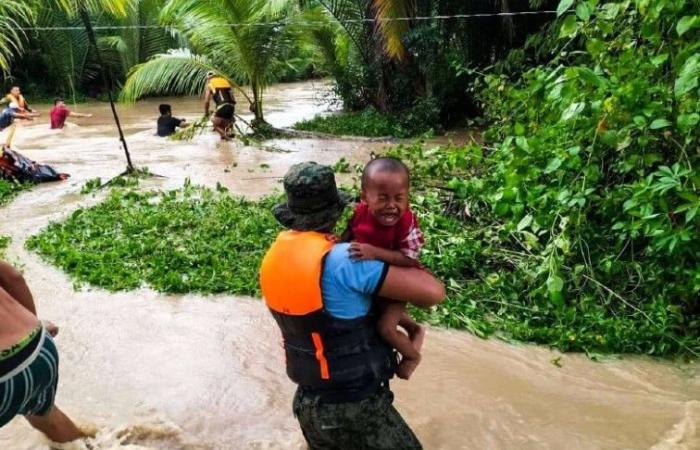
[[121, 0, 302, 128], [307, 0, 557, 114], [0, 1, 33, 74], [372, 0, 414, 61], [30, 7, 96, 101], [98, 0, 177, 81]]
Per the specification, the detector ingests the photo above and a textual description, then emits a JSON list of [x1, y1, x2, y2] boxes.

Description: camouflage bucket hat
[[273, 162, 352, 231]]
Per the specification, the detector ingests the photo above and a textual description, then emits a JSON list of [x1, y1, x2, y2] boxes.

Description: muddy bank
[[0, 81, 698, 449]]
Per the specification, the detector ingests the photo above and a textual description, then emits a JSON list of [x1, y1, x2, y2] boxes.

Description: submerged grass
[[0, 235, 9, 259], [27, 183, 282, 295], [0, 179, 31, 207]]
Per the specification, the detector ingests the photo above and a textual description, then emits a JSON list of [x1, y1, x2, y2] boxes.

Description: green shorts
[[293, 385, 422, 450], [0, 328, 59, 427]]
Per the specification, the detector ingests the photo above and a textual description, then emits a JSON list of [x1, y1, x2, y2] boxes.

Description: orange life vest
[[260, 231, 396, 400]]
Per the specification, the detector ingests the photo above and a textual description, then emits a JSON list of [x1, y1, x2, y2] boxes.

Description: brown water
[[0, 81, 698, 450]]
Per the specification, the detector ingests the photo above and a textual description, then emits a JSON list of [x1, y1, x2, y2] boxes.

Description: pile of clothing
[[0, 146, 68, 183]]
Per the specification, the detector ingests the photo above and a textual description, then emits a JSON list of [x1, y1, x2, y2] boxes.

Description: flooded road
[[1, 81, 698, 449]]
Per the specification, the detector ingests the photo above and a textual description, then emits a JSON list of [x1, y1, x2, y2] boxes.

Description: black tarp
[[0, 146, 69, 183]]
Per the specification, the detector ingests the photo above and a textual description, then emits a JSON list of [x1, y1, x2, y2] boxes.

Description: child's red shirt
[[349, 202, 425, 260]]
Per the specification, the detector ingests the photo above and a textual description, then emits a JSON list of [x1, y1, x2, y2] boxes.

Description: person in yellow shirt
[[1, 86, 37, 115], [203, 72, 236, 140]]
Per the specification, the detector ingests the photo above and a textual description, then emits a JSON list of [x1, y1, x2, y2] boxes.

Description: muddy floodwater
[[0, 81, 698, 449]]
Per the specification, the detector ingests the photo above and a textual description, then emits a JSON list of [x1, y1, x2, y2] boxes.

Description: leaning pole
[[77, 2, 135, 173]]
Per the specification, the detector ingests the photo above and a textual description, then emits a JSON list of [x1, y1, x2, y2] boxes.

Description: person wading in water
[[259, 162, 446, 449], [0, 261, 86, 443], [1, 86, 41, 144], [1, 86, 36, 115], [203, 71, 236, 140]]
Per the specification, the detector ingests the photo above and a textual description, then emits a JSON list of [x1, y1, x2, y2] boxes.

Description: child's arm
[[349, 242, 419, 267], [339, 226, 354, 243]]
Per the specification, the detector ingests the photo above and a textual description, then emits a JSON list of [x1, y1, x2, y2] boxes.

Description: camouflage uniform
[[293, 386, 422, 450]]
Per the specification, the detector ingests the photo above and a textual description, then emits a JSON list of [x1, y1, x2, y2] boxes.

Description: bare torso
[[0, 288, 39, 350]]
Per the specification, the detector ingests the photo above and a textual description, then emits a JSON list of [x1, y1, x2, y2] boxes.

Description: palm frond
[[33, 6, 93, 97], [120, 48, 215, 102], [52, 0, 135, 17], [372, 0, 414, 61], [0, 0, 33, 73]]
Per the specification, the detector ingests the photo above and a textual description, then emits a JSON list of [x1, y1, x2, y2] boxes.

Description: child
[[345, 157, 426, 380]]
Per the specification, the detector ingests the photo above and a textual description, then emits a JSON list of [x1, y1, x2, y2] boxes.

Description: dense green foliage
[[120, 0, 313, 125], [0, 1, 32, 74], [27, 183, 281, 294], [294, 101, 439, 137], [388, 0, 699, 356], [11, 0, 700, 357], [2, 1, 321, 105], [306, 0, 558, 124]]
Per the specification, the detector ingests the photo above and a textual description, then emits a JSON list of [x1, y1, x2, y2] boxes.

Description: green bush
[[294, 101, 439, 138], [390, 0, 700, 356]]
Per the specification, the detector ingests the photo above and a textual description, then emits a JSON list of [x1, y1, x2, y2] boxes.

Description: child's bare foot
[[411, 325, 426, 352], [397, 354, 421, 380], [42, 320, 59, 337]]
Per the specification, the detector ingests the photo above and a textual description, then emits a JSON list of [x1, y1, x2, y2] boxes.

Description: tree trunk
[[250, 79, 266, 130]]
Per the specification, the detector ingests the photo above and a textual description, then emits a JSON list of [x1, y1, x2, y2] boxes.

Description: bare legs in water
[[0, 262, 87, 444]]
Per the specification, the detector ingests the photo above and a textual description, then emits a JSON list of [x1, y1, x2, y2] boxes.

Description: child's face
[[361, 170, 409, 227]]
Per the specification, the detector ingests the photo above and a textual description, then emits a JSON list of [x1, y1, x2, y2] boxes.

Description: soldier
[[259, 162, 445, 449]]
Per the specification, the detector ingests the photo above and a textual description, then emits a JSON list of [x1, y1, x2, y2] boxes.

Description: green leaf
[[586, 39, 605, 57], [576, 2, 593, 21], [559, 15, 579, 38], [545, 157, 563, 173], [517, 214, 533, 231], [561, 102, 585, 121], [649, 119, 671, 129], [547, 275, 564, 293], [674, 55, 700, 97], [677, 113, 700, 131], [557, 0, 575, 17], [586, 39, 605, 56], [515, 136, 530, 151], [651, 54, 668, 67], [677, 16, 699, 36]]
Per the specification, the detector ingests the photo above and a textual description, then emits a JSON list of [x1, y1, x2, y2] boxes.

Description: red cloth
[[50, 105, 70, 129], [349, 202, 424, 259]]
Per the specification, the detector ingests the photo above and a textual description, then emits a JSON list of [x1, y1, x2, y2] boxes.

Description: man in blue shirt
[[260, 162, 445, 449]]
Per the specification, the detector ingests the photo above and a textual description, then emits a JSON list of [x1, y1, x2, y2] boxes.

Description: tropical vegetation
[[4, 0, 700, 357], [294, 102, 439, 137], [1, 0, 559, 130]]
